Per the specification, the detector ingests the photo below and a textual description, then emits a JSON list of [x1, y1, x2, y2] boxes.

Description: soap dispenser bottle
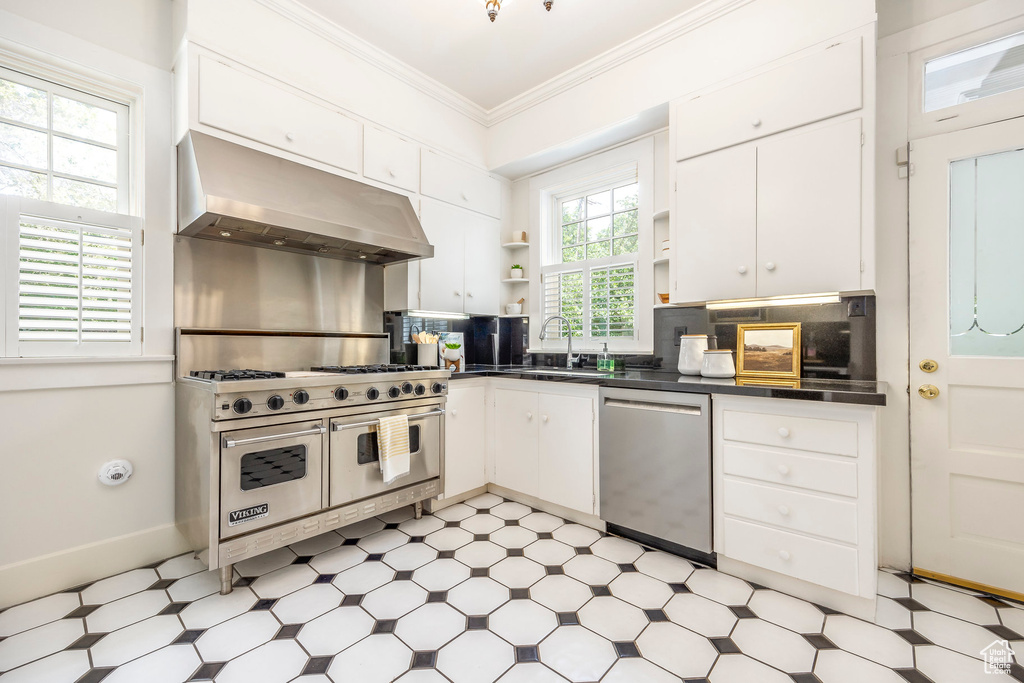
[[598, 343, 611, 371]]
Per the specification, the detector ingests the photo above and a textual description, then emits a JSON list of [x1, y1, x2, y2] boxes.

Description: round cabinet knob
[[526, 412, 533, 420], [752, 118, 762, 127], [451, 408, 458, 417], [387, 167, 396, 178], [293, 390, 310, 405], [232, 398, 253, 414], [467, 292, 474, 298], [778, 427, 790, 438], [414, 384, 426, 396], [267, 395, 285, 411], [454, 291, 462, 297], [542, 415, 549, 423], [366, 387, 380, 401], [777, 505, 790, 517], [738, 265, 748, 274], [285, 132, 295, 141], [401, 382, 414, 395], [334, 387, 350, 401], [765, 262, 776, 272], [387, 386, 402, 399], [430, 382, 446, 394], [777, 464, 791, 476], [461, 191, 468, 201], [778, 550, 791, 561]]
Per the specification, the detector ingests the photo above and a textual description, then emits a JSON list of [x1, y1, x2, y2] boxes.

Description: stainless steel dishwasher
[[599, 388, 712, 556]]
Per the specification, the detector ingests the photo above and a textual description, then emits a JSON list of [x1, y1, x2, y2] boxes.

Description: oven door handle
[[332, 408, 446, 432], [223, 425, 326, 449]]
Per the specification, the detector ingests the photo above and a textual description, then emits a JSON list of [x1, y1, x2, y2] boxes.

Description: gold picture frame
[[736, 322, 801, 379]]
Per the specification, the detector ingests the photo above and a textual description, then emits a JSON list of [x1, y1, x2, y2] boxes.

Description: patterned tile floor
[[1, 493, 1023, 683]]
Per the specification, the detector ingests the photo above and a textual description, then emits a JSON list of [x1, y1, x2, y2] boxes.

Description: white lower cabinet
[[493, 387, 540, 498], [443, 382, 487, 500]]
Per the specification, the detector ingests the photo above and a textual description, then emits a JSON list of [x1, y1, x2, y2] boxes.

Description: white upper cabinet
[[675, 38, 863, 161], [418, 199, 500, 315], [197, 56, 362, 174], [421, 150, 502, 219], [363, 126, 420, 193]]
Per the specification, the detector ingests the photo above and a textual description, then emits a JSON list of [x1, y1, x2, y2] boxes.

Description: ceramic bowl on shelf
[[505, 303, 522, 315]]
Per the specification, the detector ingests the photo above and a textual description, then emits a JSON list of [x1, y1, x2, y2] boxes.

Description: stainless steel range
[[175, 330, 449, 594]]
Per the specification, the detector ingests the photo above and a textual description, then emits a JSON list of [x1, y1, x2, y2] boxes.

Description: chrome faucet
[[539, 315, 581, 369]]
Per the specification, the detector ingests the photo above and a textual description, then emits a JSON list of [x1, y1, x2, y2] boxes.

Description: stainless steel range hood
[[177, 131, 433, 264]]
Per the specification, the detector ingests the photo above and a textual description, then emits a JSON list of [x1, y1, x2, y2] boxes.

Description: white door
[[910, 117, 1024, 599], [493, 388, 539, 497], [538, 392, 595, 514], [463, 215, 500, 316], [419, 200, 466, 314], [444, 384, 487, 499]]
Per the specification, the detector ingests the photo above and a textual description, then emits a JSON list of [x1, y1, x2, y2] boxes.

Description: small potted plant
[[510, 264, 524, 279]]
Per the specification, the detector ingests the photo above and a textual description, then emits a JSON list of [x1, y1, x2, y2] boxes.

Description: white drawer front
[[421, 151, 501, 218], [723, 478, 858, 544], [723, 409, 858, 457], [723, 517, 859, 595], [723, 443, 858, 497], [363, 126, 420, 193], [676, 38, 862, 160], [199, 56, 362, 174]]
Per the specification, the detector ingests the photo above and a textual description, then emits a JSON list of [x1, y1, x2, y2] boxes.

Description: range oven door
[[329, 404, 442, 506], [219, 419, 326, 537]]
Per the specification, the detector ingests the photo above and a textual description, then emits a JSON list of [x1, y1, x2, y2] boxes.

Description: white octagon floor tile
[[914, 644, 993, 683], [635, 622, 718, 679], [590, 537, 644, 564], [497, 662, 570, 682], [250, 564, 317, 599], [540, 625, 616, 682], [179, 587, 257, 630], [663, 593, 738, 637], [358, 529, 411, 554], [296, 606, 374, 656], [0, 619, 83, 672], [195, 610, 280, 662], [437, 630, 515, 683], [90, 615, 184, 667], [1000, 606, 1024, 634], [609, 572, 674, 609], [80, 569, 159, 606], [287, 531, 344, 557], [578, 596, 649, 641], [308, 545, 367, 574], [0, 593, 79, 637], [384, 543, 439, 571], [233, 547, 296, 577], [413, 559, 471, 591], [397, 515, 445, 537], [489, 557, 546, 589], [551, 524, 601, 547], [455, 541, 507, 568], [464, 493, 504, 509], [167, 569, 220, 603], [603, 657, 681, 683], [873, 596, 913, 630], [424, 527, 474, 551], [100, 644, 201, 683], [911, 582, 1001, 625], [489, 502, 532, 520], [362, 581, 428, 619], [0, 649, 89, 683], [336, 517, 386, 539], [156, 553, 207, 580], [530, 575, 593, 613], [271, 583, 342, 624], [731, 618, 816, 673], [394, 603, 466, 651], [823, 615, 915, 669], [812, 649, 908, 683], [459, 514, 505, 535], [523, 540, 575, 566], [446, 578, 510, 616], [489, 526, 539, 549], [685, 569, 753, 606], [397, 669, 451, 683], [876, 571, 911, 599], [85, 590, 169, 633], [332, 562, 395, 596], [489, 599, 557, 644], [432, 503, 477, 522], [562, 555, 620, 586], [913, 610, 998, 660], [747, 589, 824, 634], [709, 654, 793, 683], [376, 505, 416, 525], [519, 512, 565, 534], [633, 551, 695, 584], [215, 639, 308, 683]]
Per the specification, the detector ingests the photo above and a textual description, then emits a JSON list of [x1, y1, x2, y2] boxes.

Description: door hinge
[[861, 132, 865, 146], [140, 229, 145, 246], [897, 144, 910, 179], [860, 260, 865, 273], [140, 326, 144, 343]]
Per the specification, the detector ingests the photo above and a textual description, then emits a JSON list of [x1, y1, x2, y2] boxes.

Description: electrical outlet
[[847, 296, 867, 318], [673, 326, 688, 345]]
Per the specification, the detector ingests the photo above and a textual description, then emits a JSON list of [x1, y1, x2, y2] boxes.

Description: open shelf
[[654, 303, 679, 309], [501, 278, 529, 284], [653, 209, 670, 221], [653, 257, 669, 265], [502, 242, 530, 248], [499, 314, 528, 318]]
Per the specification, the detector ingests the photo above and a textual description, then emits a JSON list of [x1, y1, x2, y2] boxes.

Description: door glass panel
[[357, 425, 421, 465], [949, 148, 1024, 356], [925, 31, 1024, 112], [239, 445, 307, 491]]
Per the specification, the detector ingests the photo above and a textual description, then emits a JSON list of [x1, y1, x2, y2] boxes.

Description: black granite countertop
[[452, 365, 887, 406]]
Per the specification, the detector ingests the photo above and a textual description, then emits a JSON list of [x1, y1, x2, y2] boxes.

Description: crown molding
[[255, 0, 753, 129]]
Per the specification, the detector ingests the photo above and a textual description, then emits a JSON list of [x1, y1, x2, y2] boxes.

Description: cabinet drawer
[[364, 126, 419, 193], [723, 409, 858, 457], [421, 151, 501, 218], [723, 478, 857, 544], [198, 56, 362, 174], [722, 517, 859, 595], [723, 443, 858, 497], [676, 38, 862, 160]]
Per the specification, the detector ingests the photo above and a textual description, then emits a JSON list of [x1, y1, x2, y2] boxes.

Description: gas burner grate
[[189, 369, 287, 381], [311, 365, 431, 374]]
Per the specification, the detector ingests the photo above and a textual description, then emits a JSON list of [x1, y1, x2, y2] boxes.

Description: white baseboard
[[423, 485, 489, 513], [486, 483, 606, 531], [0, 524, 191, 609]]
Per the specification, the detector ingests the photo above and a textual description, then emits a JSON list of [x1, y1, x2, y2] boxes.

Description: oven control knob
[[387, 386, 402, 399], [293, 390, 310, 405], [401, 382, 414, 395], [232, 398, 253, 414], [431, 382, 447, 394], [267, 395, 285, 411], [334, 387, 349, 401], [414, 384, 426, 396], [366, 387, 380, 401]]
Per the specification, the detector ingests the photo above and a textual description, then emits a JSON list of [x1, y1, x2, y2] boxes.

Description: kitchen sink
[[517, 369, 614, 377]]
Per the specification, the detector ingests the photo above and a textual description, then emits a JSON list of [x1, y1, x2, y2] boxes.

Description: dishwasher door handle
[[603, 397, 702, 416]]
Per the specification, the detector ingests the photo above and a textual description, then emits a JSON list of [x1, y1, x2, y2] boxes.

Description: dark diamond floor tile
[[412, 651, 438, 669], [682, 678, 710, 683], [644, 609, 669, 622], [669, 583, 691, 594], [729, 605, 757, 619], [505, 520, 520, 526], [373, 619, 397, 634], [1009, 663, 1024, 682], [545, 566, 564, 576], [803, 634, 838, 650], [438, 550, 457, 560], [471, 567, 489, 578], [894, 572, 924, 584], [477, 508, 490, 515], [537, 532, 554, 540], [395, 571, 415, 581], [895, 629, 932, 645], [342, 538, 360, 546], [63, 582, 94, 594], [748, 581, 769, 590], [507, 549, 525, 557], [65, 604, 101, 618], [302, 656, 333, 675], [188, 662, 226, 681], [617, 564, 638, 573], [614, 641, 641, 658], [149, 579, 176, 590], [251, 599, 277, 611], [894, 598, 929, 611], [575, 547, 593, 555], [292, 555, 314, 565], [342, 594, 365, 607], [427, 591, 448, 603], [468, 615, 488, 630], [159, 602, 189, 616], [366, 554, 385, 562], [987, 624, 1024, 640], [275, 624, 302, 639], [76, 668, 115, 683], [473, 534, 489, 542], [511, 588, 530, 600], [557, 612, 579, 626], [516, 645, 540, 663], [409, 536, 425, 543], [141, 559, 165, 570], [173, 629, 205, 644], [233, 577, 256, 588], [979, 596, 1010, 608], [591, 585, 612, 597], [68, 633, 107, 649], [314, 574, 336, 584], [791, 674, 823, 683], [384, 523, 401, 530], [445, 521, 461, 528], [710, 637, 741, 654], [895, 669, 934, 683]]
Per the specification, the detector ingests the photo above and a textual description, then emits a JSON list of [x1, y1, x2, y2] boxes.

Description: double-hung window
[[0, 65, 140, 357]]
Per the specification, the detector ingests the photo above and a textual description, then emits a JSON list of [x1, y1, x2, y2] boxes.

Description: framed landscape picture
[[736, 322, 801, 379]]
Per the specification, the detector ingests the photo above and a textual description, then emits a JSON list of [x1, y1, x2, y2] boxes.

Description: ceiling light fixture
[[543, 0, 553, 10], [479, 0, 551, 22]]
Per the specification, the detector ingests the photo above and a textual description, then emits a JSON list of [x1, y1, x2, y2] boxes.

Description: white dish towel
[[377, 415, 411, 485]]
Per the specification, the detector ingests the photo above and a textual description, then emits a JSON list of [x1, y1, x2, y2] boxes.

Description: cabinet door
[[364, 126, 420, 193], [418, 200, 467, 313], [463, 215, 500, 316], [673, 146, 757, 303], [756, 118, 863, 297], [444, 384, 487, 499], [493, 388, 539, 497], [538, 392, 595, 514], [421, 151, 502, 219]]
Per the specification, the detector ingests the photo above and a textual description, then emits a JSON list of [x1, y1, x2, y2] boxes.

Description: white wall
[[0, 8, 181, 607]]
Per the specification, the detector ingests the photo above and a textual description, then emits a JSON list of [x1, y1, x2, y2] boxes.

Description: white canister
[[701, 349, 736, 378], [677, 334, 709, 375]]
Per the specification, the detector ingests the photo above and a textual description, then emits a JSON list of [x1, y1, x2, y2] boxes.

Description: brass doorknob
[[918, 384, 940, 399], [919, 359, 938, 373]]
